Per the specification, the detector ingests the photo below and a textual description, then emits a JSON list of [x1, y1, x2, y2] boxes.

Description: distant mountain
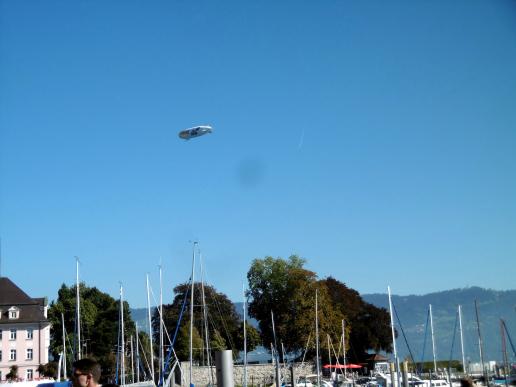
[[234, 302, 259, 328], [362, 287, 516, 363], [130, 307, 156, 333], [131, 287, 516, 363]]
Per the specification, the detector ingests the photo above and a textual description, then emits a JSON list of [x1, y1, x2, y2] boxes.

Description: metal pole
[[130, 335, 134, 383], [62, 313, 67, 379], [388, 286, 398, 387], [390, 362, 396, 387], [201, 254, 213, 385], [76, 257, 81, 360], [342, 319, 347, 379], [475, 300, 488, 386], [501, 320, 509, 387], [402, 361, 409, 387], [328, 335, 332, 381], [271, 311, 281, 387], [315, 289, 321, 387], [429, 304, 437, 376], [215, 350, 234, 387], [159, 263, 164, 381], [120, 284, 126, 386], [136, 323, 141, 383], [57, 353, 63, 382], [190, 242, 197, 387], [282, 342, 287, 372], [146, 273, 155, 382], [458, 305, 467, 376], [243, 283, 248, 387]]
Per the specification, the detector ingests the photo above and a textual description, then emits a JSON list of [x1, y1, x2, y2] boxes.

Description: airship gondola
[[179, 125, 213, 140]]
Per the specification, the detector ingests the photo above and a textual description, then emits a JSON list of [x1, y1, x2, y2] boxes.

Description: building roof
[[0, 277, 49, 324], [0, 277, 34, 305], [365, 353, 389, 362]]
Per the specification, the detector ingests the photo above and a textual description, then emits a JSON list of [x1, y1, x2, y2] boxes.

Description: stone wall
[[177, 362, 315, 387]]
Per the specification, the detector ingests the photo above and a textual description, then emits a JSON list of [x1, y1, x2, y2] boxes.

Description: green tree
[[6, 365, 18, 381], [48, 283, 148, 382], [247, 256, 344, 356], [38, 363, 58, 378], [210, 329, 227, 351], [233, 320, 261, 352], [173, 325, 204, 360], [320, 277, 393, 361], [155, 282, 259, 362]]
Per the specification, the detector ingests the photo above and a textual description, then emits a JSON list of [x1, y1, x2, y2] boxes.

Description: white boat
[[0, 380, 58, 387], [297, 374, 332, 387], [407, 376, 450, 387]]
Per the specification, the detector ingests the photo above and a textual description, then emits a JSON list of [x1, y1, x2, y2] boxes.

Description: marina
[[1, 1, 515, 387]]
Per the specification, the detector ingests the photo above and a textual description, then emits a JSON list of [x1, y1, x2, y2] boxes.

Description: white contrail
[[298, 129, 305, 150]]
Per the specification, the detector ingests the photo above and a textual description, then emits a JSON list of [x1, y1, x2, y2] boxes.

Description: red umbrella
[[323, 364, 362, 369]]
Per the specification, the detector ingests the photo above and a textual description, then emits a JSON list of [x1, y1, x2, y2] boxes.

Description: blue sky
[[1, 0, 515, 308]]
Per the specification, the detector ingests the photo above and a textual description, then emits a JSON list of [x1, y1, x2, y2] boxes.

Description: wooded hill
[[362, 287, 516, 363]]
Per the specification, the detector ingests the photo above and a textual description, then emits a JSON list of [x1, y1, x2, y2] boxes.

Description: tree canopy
[[155, 282, 260, 362], [247, 256, 393, 361], [247, 256, 344, 355], [320, 277, 393, 361], [48, 283, 149, 382]]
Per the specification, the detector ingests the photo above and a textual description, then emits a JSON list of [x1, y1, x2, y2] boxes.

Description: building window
[[8, 307, 19, 319], [27, 329, 34, 340], [27, 369, 33, 380], [0, 329, 2, 339], [10, 349, 16, 361], [0, 350, 2, 361], [27, 348, 33, 360], [10, 329, 17, 340]]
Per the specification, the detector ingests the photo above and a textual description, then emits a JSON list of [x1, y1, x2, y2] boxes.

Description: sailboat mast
[[189, 242, 197, 387], [146, 274, 155, 382], [327, 335, 332, 381], [120, 283, 126, 385], [159, 264, 164, 381], [458, 305, 467, 376], [271, 311, 280, 387], [315, 289, 321, 387], [75, 257, 81, 360], [429, 304, 437, 376], [62, 313, 67, 379], [130, 335, 134, 383], [474, 300, 487, 385], [281, 342, 287, 370], [342, 319, 347, 379], [200, 254, 213, 385], [136, 323, 141, 383], [501, 320, 509, 387], [388, 286, 398, 385], [243, 283, 248, 387]]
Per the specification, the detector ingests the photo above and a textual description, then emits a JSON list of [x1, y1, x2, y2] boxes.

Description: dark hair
[[460, 378, 474, 387], [72, 358, 101, 383]]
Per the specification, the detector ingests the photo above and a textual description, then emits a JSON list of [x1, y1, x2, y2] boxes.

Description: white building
[[468, 361, 498, 375], [0, 277, 51, 382]]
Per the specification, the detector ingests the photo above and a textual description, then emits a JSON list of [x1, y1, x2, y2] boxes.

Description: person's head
[[460, 378, 474, 387], [72, 358, 101, 387]]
